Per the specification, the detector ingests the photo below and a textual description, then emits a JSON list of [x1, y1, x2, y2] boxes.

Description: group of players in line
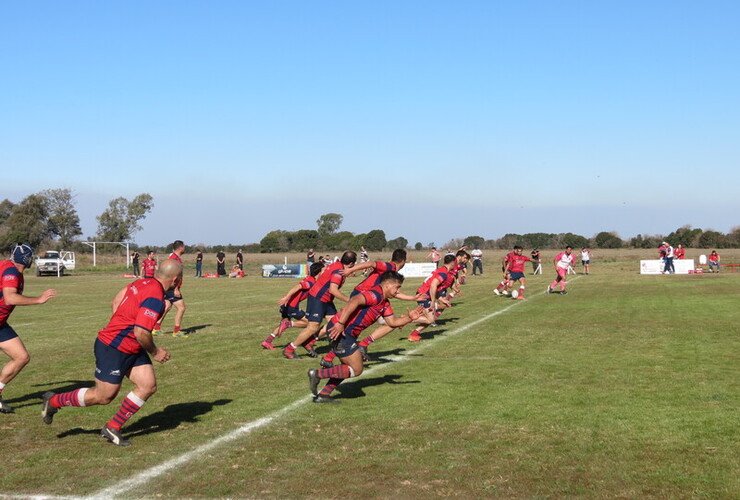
[[261, 245, 578, 403], [0, 242, 577, 446]]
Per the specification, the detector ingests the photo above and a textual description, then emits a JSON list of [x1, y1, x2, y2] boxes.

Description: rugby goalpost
[[81, 241, 132, 268]]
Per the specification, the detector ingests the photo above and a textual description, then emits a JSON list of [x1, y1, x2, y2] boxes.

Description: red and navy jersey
[[354, 261, 398, 293], [331, 287, 394, 337], [309, 261, 346, 303], [0, 260, 24, 326], [142, 259, 157, 278], [169, 252, 183, 288], [287, 275, 317, 309], [505, 253, 530, 273], [417, 267, 449, 296], [97, 278, 166, 354]]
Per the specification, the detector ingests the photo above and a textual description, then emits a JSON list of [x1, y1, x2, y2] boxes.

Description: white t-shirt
[[471, 249, 482, 260]]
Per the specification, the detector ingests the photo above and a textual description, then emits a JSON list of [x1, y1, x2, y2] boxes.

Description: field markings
[[1, 285, 568, 500]]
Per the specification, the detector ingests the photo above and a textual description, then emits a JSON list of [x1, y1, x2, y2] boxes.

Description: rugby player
[[141, 251, 157, 279], [152, 240, 187, 337], [406, 254, 456, 342], [40, 259, 181, 446], [307, 271, 424, 402], [0, 244, 56, 413], [261, 262, 324, 350], [282, 251, 357, 359], [548, 246, 575, 295], [496, 246, 530, 299]]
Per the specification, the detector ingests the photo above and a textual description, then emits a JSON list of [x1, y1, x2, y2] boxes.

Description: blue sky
[[2, 1, 739, 247]]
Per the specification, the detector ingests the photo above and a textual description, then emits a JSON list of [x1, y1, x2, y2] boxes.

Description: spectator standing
[[675, 244, 686, 260], [581, 248, 591, 275], [216, 250, 226, 276], [194, 249, 203, 278], [131, 251, 141, 278], [663, 242, 675, 274], [471, 246, 483, 275], [530, 249, 542, 274], [307, 248, 316, 267], [428, 247, 441, 268], [236, 249, 244, 271]]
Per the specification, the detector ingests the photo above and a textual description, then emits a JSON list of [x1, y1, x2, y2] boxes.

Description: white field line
[[1, 282, 576, 500]]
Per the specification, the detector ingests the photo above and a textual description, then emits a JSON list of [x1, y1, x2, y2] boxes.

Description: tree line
[[0, 189, 153, 251]]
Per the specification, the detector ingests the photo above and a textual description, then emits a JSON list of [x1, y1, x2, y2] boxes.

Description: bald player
[[41, 259, 182, 447]]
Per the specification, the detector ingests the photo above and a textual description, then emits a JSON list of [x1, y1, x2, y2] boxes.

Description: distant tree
[[0, 199, 15, 226], [0, 194, 51, 249], [290, 229, 319, 251], [352, 233, 367, 250], [414, 242, 423, 251], [42, 188, 82, 248], [697, 230, 726, 249], [463, 235, 485, 249], [665, 225, 702, 247], [519, 232, 555, 249], [364, 229, 387, 252], [323, 231, 355, 250], [593, 231, 623, 249], [96, 193, 154, 241], [316, 213, 343, 237], [561, 233, 590, 249], [260, 230, 289, 253], [725, 227, 740, 248], [386, 236, 408, 250]]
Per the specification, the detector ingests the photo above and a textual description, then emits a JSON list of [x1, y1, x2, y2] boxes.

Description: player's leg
[[172, 299, 187, 337], [517, 276, 527, 299], [283, 321, 321, 359], [309, 348, 364, 403], [153, 300, 173, 335], [0, 335, 30, 413]]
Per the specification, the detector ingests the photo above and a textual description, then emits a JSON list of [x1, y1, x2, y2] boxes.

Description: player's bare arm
[[2, 287, 56, 306]]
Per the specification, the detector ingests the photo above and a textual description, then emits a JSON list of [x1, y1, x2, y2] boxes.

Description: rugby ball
[[511, 290, 519, 299]]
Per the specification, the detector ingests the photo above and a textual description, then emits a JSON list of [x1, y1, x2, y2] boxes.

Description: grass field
[[1, 251, 738, 499]]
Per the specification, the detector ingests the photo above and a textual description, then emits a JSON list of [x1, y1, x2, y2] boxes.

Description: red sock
[[322, 351, 337, 363], [318, 379, 340, 397], [154, 323, 161, 330], [51, 388, 88, 408], [107, 392, 145, 430], [358, 335, 375, 348], [284, 343, 296, 353], [317, 364, 351, 380], [173, 325, 181, 333]]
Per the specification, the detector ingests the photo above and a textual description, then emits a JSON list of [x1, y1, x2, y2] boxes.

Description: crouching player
[[262, 262, 324, 349], [40, 259, 182, 447], [307, 271, 423, 403]]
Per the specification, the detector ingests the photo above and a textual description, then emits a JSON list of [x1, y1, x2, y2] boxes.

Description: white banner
[[640, 259, 695, 275], [398, 262, 437, 278]]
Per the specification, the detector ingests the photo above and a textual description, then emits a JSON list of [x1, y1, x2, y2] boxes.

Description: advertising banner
[[640, 259, 695, 275], [398, 262, 437, 278], [262, 264, 307, 278]]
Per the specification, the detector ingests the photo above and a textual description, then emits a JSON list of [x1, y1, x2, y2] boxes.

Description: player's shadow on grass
[[368, 347, 422, 363], [183, 323, 212, 335], [7, 380, 92, 410], [55, 399, 232, 440], [336, 374, 420, 400]]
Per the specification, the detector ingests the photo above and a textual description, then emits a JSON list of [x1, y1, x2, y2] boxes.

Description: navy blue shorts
[[280, 305, 306, 320], [165, 290, 183, 303], [509, 271, 525, 282], [305, 296, 337, 323], [0, 323, 19, 343], [327, 322, 361, 358], [94, 338, 152, 384], [418, 299, 431, 309]]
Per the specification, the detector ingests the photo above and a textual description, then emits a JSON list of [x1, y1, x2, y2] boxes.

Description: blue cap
[[12, 243, 34, 268]]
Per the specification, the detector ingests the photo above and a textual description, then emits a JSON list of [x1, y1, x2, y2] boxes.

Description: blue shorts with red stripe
[[327, 321, 361, 358], [305, 296, 337, 323], [94, 338, 152, 385], [279, 305, 306, 320]]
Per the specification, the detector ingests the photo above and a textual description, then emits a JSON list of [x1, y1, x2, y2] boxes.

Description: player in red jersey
[[319, 249, 432, 366], [495, 246, 530, 299], [405, 254, 456, 342], [0, 244, 56, 414], [141, 251, 157, 279], [307, 271, 424, 402], [40, 259, 182, 446], [152, 240, 188, 337], [282, 251, 357, 359], [261, 262, 325, 350]]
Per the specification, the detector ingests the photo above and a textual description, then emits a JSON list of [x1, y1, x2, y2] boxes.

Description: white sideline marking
[[3, 286, 565, 500]]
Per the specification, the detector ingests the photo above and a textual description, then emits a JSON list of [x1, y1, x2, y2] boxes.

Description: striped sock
[[358, 335, 375, 348], [107, 392, 145, 430], [51, 388, 88, 408], [318, 378, 341, 397], [322, 351, 337, 364], [317, 364, 351, 380]]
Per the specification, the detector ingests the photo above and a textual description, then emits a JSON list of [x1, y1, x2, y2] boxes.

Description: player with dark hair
[[406, 254, 456, 342], [307, 271, 424, 403], [282, 251, 357, 359], [495, 246, 530, 299], [141, 251, 157, 279], [152, 240, 188, 337], [0, 244, 56, 413], [261, 262, 324, 350], [547, 246, 575, 295], [41, 259, 182, 446]]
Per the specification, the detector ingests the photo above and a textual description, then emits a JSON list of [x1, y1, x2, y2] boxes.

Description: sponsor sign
[[262, 264, 307, 278], [640, 259, 695, 275], [398, 262, 437, 278]]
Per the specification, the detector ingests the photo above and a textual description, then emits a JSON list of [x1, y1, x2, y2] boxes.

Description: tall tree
[[42, 188, 82, 248], [316, 213, 343, 237], [1, 194, 51, 249], [96, 193, 154, 241]]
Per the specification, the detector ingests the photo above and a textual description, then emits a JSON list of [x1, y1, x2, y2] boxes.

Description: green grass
[[2, 258, 738, 499]]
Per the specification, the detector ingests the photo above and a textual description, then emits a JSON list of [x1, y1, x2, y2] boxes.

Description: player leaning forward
[[0, 244, 56, 413], [307, 271, 424, 403], [41, 259, 182, 446]]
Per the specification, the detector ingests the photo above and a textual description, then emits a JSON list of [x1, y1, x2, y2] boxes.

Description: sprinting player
[[499, 246, 530, 300], [307, 271, 424, 403], [581, 248, 591, 275], [41, 259, 181, 446], [282, 251, 357, 359], [152, 240, 187, 337], [142, 251, 157, 279], [0, 244, 56, 414], [319, 249, 431, 366], [262, 262, 324, 350], [548, 246, 575, 295], [407, 254, 456, 342]]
